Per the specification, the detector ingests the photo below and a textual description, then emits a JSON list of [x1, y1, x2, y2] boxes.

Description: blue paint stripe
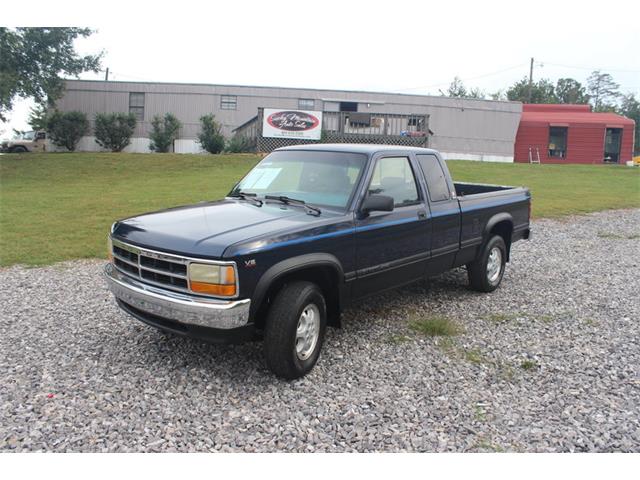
[[355, 216, 420, 232]]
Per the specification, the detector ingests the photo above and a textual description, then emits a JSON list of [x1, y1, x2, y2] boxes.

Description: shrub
[[197, 114, 225, 154], [149, 113, 181, 153], [46, 111, 89, 151], [225, 134, 254, 153], [94, 113, 137, 152]]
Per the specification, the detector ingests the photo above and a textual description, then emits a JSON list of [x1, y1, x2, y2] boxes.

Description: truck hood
[[112, 199, 322, 258]]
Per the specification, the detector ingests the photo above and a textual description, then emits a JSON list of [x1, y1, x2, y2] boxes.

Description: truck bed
[[454, 182, 516, 197]]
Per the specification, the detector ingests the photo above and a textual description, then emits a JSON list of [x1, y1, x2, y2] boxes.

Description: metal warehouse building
[[55, 79, 523, 162], [514, 104, 635, 164]]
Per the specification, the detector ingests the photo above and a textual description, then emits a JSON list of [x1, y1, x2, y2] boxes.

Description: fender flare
[[483, 212, 514, 259], [250, 253, 346, 321]]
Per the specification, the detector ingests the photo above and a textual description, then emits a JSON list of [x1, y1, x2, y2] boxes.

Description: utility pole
[[527, 57, 534, 103], [104, 67, 109, 82]]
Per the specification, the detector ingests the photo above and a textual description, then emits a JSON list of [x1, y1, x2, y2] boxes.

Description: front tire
[[467, 235, 507, 292], [264, 281, 326, 379]]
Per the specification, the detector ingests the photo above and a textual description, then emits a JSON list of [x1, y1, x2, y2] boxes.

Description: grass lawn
[[1, 152, 638, 267]]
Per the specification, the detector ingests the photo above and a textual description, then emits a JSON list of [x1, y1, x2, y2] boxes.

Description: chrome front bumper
[[104, 263, 251, 329]]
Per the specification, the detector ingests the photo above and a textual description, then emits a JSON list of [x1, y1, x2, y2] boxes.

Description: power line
[[392, 63, 528, 93], [540, 61, 640, 73]]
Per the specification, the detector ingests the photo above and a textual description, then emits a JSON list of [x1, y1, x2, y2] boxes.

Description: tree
[[149, 113, 181, 152], [619, 93, 640, 152], [0, 28, 102, 121], [444, 77, 485, 99], [197, 114, 225, 154], [446, 77, 467, 98], [555, 78, 589, 104], [46, 111, 89, 151], [587, 70, 620, 112], [506, 77, 557, 103], [94, 113, 137, 152]]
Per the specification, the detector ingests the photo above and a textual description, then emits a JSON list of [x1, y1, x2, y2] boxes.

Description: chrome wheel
[[486, 247, 502, 284], [295, 303, 320, 361]]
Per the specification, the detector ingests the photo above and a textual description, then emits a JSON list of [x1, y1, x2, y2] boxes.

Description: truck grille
[[112, 240, 189, 293]]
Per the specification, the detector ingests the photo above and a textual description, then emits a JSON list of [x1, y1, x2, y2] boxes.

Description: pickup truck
[[0, 130, 47, 153], [105, 144, 531, 379]]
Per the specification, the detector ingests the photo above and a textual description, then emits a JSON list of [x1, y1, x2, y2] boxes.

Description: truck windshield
[[230, 150, 367, 209]]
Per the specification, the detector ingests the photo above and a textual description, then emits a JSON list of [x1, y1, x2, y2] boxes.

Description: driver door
[[352, 155, 431, 298]]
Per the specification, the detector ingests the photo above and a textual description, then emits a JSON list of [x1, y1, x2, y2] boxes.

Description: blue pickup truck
[[105, 144, 531, 378]]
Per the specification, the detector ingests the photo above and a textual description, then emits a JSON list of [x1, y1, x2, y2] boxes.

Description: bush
[[46, 111, 89, 151], [149, 113, 181, 153], [94, 113, 137, 152], [197, 114, 225, 154], [225, 134, 254, 153]]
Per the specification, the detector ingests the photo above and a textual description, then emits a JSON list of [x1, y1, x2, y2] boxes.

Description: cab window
[[368, 156, 419, 207]]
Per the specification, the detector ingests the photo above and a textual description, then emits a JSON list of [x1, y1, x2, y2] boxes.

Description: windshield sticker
[[242, 167, 282, 189]]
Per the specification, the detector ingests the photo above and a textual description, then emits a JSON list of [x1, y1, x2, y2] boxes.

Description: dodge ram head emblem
[[244, 259, 256, 268]]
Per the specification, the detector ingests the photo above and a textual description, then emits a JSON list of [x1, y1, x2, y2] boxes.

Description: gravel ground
[[1, 209, 639, 452]]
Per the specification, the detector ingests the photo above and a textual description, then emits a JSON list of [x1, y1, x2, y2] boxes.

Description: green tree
[[555, 78, 590, 104], [619, 93, 640, 153], [445, 77, 485, 99], [0, 28, 102, 121], [149, 113, 182, 153], [197, 114, 225, 154], [446, 77, 467, 98], [46, 111, 89, 151], [94, 113, 137, 152], [587, 70, 620, 112], [506, 77, 558, 103]]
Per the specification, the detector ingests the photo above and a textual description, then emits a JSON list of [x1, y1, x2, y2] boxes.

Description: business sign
[[262, 108, 323, 140]]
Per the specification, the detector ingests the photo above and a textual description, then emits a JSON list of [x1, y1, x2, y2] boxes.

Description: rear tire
[[264, 281, 326, 379], [11, 146, 28, 153], [467, 235, 506, 292]]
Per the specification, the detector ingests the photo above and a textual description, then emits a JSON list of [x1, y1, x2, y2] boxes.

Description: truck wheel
[[11, 146, 28, 153], [264, 281, 326, 379], [467, 235, 506, 292]]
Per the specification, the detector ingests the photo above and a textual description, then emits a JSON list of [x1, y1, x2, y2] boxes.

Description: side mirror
[[361, 194, 394, 214]]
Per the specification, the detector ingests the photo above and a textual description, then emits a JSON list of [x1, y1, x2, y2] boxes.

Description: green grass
[[0, 152, 260, 266], [0, 152, 639, 266], [447, 161, 640, 218], [408, 314, 460, 337], [520, 360, 538, 371]]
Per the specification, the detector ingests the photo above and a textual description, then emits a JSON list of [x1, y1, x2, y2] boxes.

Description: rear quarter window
[[416, 154, 450, 202]]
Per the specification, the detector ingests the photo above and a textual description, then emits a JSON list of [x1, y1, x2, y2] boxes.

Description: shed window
[[221, 95, 237, 110], [129, 92, 145, 121], [298, 98, 315, 110], [548, 127, 568, 158]]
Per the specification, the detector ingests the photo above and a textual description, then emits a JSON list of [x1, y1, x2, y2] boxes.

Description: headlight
[[189, 263, 237, 297]]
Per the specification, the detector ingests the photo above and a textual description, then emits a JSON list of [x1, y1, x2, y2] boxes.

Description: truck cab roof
[[275, 143, 441, 156]]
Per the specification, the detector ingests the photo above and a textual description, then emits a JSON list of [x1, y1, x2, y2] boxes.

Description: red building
[[514, 104, 635, 164]]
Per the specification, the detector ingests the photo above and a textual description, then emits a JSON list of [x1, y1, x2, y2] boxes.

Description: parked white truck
[[0, 131, 47, 153]]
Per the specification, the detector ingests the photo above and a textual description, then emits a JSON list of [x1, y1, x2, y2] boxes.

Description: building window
[[298, 98, 315, 110], [548, 126, 568, 158], [220, 95, 237, 110], [129, 92, 145, 121]]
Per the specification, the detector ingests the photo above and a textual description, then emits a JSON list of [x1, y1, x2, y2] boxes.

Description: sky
[[2, 0, 639, 137]]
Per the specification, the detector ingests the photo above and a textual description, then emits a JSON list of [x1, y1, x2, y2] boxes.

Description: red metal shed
[[514, 104, 635, 164]]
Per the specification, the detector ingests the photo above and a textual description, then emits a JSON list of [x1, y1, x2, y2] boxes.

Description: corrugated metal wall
[[56, 80, 523, 158], [515, 122, 635, 164]]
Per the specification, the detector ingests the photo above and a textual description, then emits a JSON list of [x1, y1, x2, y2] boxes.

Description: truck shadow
[[125, 268, 472, 383]]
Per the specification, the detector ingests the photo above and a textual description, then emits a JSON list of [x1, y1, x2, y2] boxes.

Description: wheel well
[[254, 266, 342, 329], [489, 220, 513, 261]]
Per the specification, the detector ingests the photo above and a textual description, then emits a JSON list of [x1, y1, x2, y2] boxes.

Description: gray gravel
[[1, 209, 639, 452]]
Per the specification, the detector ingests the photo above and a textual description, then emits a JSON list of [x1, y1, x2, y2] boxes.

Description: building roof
[[521, 104, 635, 127]]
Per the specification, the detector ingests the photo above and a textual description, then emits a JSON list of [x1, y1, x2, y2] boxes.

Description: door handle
[[417, 211, 427, 219]]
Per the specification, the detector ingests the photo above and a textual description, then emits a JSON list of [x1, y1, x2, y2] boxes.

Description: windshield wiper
[[265, 195, 321, 216], [228, 190, 263, 206]]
